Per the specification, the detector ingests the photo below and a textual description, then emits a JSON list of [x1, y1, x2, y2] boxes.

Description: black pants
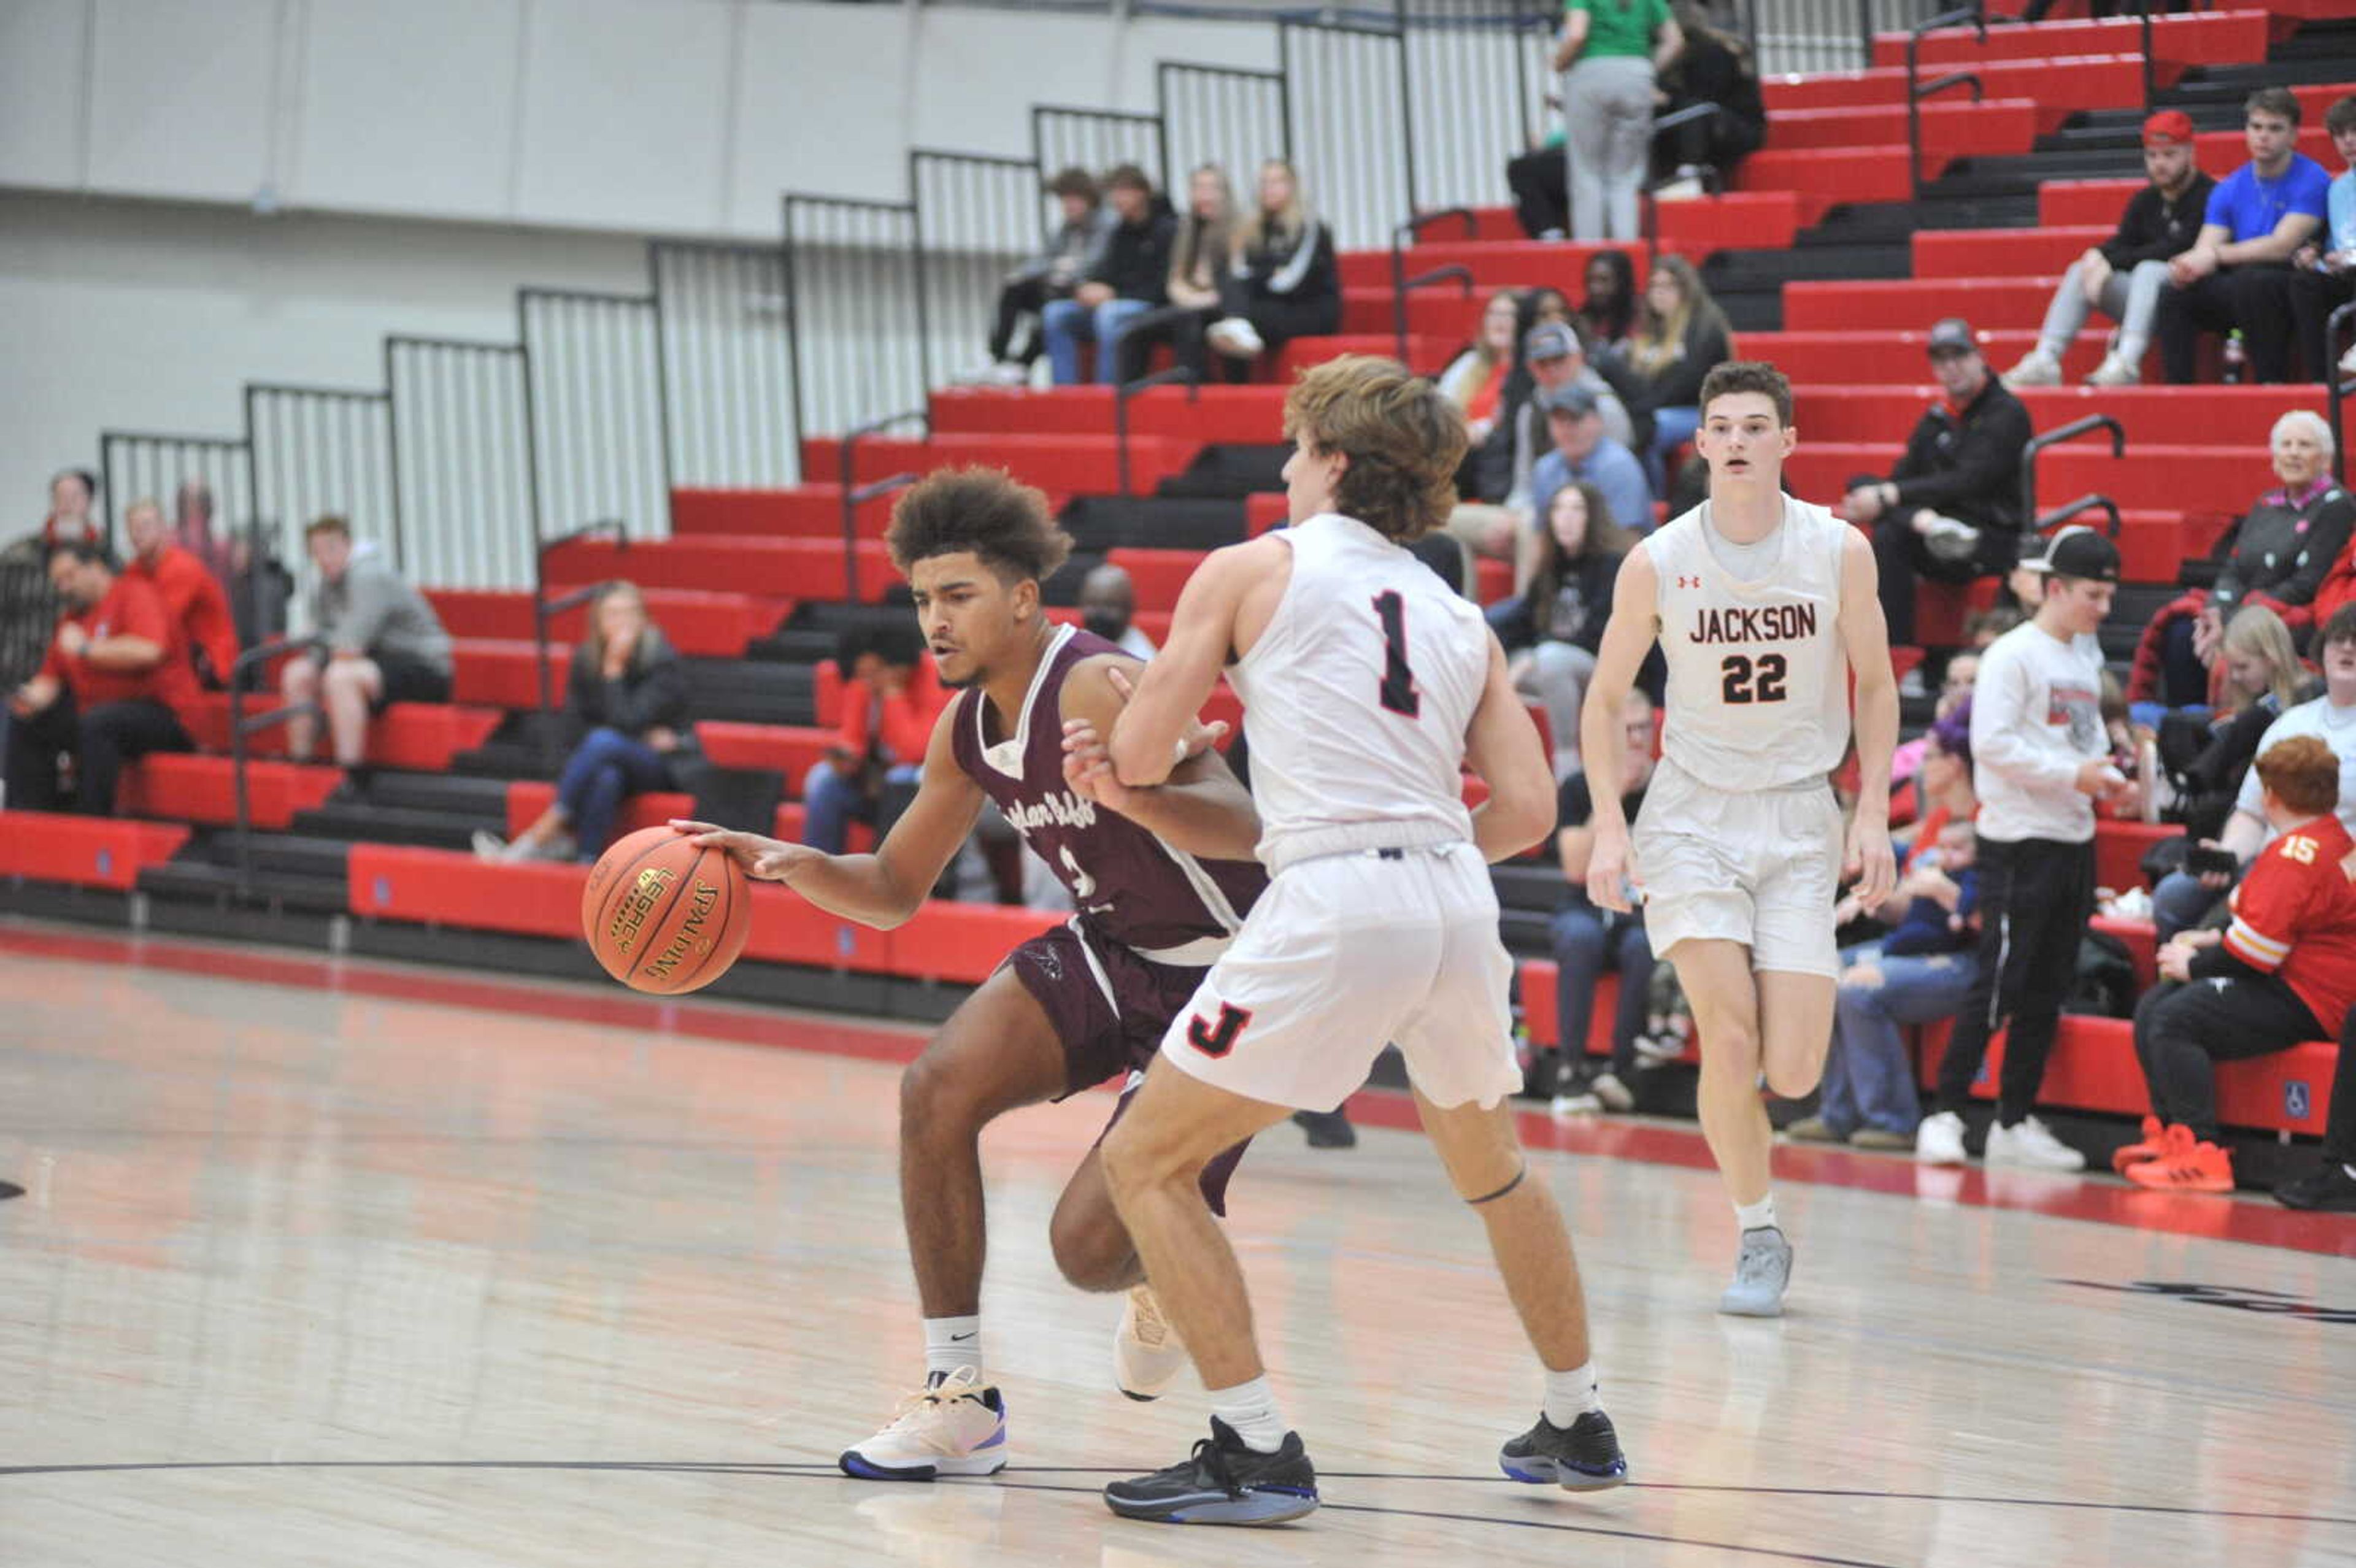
[[2289, 268, 2356, 386], [1934, 836, 2096, 1124], [1113, 303, 1215, 385], [1506, 147, 1569, 238], [1213, 276, 1341, 384], [2157, 267, 2300, 385], [4, 691, 192, 815], [2134, 970, 2321, 1142], [1865, 502, 2009, 649], [2323, 1007, 2356, 1166], [990, 275, 1056, 365]]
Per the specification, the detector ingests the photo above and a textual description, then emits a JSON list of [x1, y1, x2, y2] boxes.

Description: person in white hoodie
[[1917, 526, 2138, 1170]]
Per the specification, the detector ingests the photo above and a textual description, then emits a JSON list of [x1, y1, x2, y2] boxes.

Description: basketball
[[581, 826, 752, 995]]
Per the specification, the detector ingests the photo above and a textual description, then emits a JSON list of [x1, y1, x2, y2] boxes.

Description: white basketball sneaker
[[1114, 1284, 1188, 1401], [839, 1369, 1009, 1480], [1915, 1110, 1968, 1166], [1984, 1115, 2087, 1172]]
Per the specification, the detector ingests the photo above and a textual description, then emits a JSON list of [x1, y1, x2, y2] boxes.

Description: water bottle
[[2222, 331, 2248, 385]]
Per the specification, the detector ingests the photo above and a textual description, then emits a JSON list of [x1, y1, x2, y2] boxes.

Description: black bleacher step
[[1042, 551, 1107, 607], [1715, 290, 1782, 335], [188, 830, 352, 881], [1061, 496, 1250, 552], [289, 802, 496, 851], [137, 859, 350, 914], [681, 658, 817, 725], [1499, 908, 1553, 958], [1798, 196, 2039, 244], [745, 628, 841, 664], [1703, 244, 1912, 289], [789, 602, 923, 640], [364, 772, 514, 815], [1153, 445, 1290, 501], [1490, 863, 1565, 915]]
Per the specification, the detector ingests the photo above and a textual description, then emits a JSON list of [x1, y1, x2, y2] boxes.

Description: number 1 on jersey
[[1373, 590, 1420, 718]]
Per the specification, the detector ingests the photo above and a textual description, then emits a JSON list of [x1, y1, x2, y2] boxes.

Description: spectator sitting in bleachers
[[1549, 687, 1660, 1115], [1843, 318, 2035, 651], [2154, 604, 2315, 838], [1963, 605, 2022, 651], [2130, 411, 2351, 708], [2121, 735, 2356, 1193], [2156, 87, 2330, 386], [282, 515, 453, 799], [5, 540, 198, 815], [1112, 163, 1234, 386], [1553, 0, 1682, 242], [1620, 254, 1734, 491], [2150, 602, 2356, 940], [1451, 322, 1634, 563], [1041, 164, 1172, 387], [173, 477, 236, 589], [1529, 383, 1653, 583], [1077, 563, 1156, 658], [1577, 252, 1637, 356], [800, 628, 946, 856], [2276, 1005, 2356, 1210], [1438, 290, 1523, 452], [1204, 159, 1341, 379], [2290, 95, 2356, 388], [2004, 110, 2214, 391], [2, 470, 105, 732], [1652, 1, 1765, 190], [474, 582, 695, 864], [123, 497, 236, 690], [1488, 480, 1632, 778], [975, 166, 1115, 388]]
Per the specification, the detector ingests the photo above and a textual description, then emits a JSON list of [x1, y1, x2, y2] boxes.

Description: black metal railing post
[[2328, 302, 2356, 485], [2033, 494, 2123, 539], [531, 522, 626, 769], [1115, 367, 1200, 498], [839, 410, 931, 601], [2022, 413, 2127, 523], [1906, 6, 1985, 203], [228, 634, 324, 901], [1390, 209, 1476, 363]]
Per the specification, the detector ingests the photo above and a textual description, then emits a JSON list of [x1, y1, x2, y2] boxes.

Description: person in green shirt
[[1552, 0, 1683, 242]]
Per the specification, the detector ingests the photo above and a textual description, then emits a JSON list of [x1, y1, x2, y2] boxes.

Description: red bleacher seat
[[1765, 56, 2145, 120], [802, 433, 1199, 499], [2094, 821, 2175, 895], [698, 720, 837, 779], [118, 755, 341, 829], [183, 696, 500, 771], [1923, 1013, 2337, 1137], [425, 587, 772, 658], [1873, 10, 2271, 73], [0, 811, 188, 890]]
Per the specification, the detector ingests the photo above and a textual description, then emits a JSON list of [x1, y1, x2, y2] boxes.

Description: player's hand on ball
[[1104, 665, 1230, 759], [671, 820, 812, 883], [1844, 816, 1896, 910], [1587, 826, 1634, 912]]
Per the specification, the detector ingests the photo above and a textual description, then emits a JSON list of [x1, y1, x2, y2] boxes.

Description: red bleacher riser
[[1793, 384, 2298, 449], [183, 696, 499, 771], [1274, 334, 1460, 379], [1785, 277, 2059, 332], [1246, 494, 1288, 536], [1660, 191, 1801, 256], [798, 434, 1199, 498], [1519, 959, 1695, 1064], [1924, 1014, 2335, 1136], [1765, 55, 2146, 118], [1475, 556, 1512, 606], [1336, 241, 1646, 294], [118, 755, 341, 829], [0, 810, 188, 890], [2094, 915, 2158, 994], [2198, 125, 2336, 177], [890, 902, 1064, 984], [1912, 225, 2111, 280], [1872, 10, 2271, 73], [927, 385, 1291, 446], [427, 587, 770, 659], [697, 720, 837, 779], [449, 639, 571, 711], [1765, 98, 2041, 158], [348, 845, 588, 940], [506, 782, 697, 841], [550, 536, 895, 602], [2037, 179, 2141, 228], [671, 486, 898, 542], [1742, 329, 2117, 386], [1339, 289, 1490, 343], [1736, 148, 1918, 221], [1792, 443, 2254, 519], [2093, 820, 2176, 895]]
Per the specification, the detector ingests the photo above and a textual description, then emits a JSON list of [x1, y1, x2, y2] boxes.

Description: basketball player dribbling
[[1068, 356, 1626, 1526], [681, 468, 1269, 1480], [1579, 360, 1898, 1318]]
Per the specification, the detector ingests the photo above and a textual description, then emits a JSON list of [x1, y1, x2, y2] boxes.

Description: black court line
[[4, 1459, 2350, 1536]]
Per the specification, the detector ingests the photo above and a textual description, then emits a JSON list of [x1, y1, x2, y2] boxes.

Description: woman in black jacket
[[1204, 159, 1341, 383], [1621, 254, 1734, 491], [474, 580, 695, 862]]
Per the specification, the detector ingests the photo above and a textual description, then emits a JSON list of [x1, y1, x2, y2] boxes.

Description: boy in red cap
[[2004, 109, 2214, 390]]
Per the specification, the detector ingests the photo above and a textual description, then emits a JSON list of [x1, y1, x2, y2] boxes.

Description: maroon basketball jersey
[[950, 625, 1265, 959]]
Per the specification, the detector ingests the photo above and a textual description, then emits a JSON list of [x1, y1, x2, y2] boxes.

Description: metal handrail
[[1392, 265, 1476, 369], [841, 410, 930, 600], [2021, 413, 2127, 524], [2329, 300, 2356, 485], [1390, 208, 1476, 363], [1641, 101, 1723, 264], [228, 633, 325, 901], [533, 521, 626, 765], [1905, 6, 1985, 203], [1116, 367, 1201, 498], [2033, 493, 2122, 539]]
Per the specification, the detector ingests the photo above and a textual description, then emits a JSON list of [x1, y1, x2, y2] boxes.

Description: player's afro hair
[[885, 467, 1074, 586]]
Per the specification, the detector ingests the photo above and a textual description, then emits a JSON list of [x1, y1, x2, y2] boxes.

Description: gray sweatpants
[[1563, 54, 1656, 242], [2037, 257, 2169, 363]]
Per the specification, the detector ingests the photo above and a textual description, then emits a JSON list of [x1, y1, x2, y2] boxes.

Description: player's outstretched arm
[[679, 701, 982, 930], [1836, 529, 1899, 909], [1107, 542, 1263, 788], [1464, 631, 1557, 864], [1577, 548, 1660, 911], [1060, 656, 1263, 861]]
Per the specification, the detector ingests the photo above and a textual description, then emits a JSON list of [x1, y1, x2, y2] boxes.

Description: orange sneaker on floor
[[2111, 1116, 2170, 1174], [2125, 1129, 2235, 1194]]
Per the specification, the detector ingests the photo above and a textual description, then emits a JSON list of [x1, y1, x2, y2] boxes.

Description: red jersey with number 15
[[2223, 815, 2356, 1033]]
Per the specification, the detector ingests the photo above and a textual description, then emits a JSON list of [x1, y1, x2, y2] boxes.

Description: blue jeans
[[1646, 404, 1701, 495], [1041, 297, 1154, 385], [1550, 897, 1653, 1078], [2152, 866, 2231, 941], [557, 727, 674, 857], [802, 758, 922, 854], [1824, 944, 1976, 1136]]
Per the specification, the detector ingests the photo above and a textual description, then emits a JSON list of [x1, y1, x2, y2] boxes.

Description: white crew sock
[[1208, 1375, 1288, 1454], [1542, 1361, 1601, 1427], [2343, 1163, 2356, 1183], [924, 1315, 982, 1384], [1734, 1194, 1778, 1233]]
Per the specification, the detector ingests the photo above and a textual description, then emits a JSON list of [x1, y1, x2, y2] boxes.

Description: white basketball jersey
[[1231, 514, 1482, 872], [1644, 497, 1851, 789]]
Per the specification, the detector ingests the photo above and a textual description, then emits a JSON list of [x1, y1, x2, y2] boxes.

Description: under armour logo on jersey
[[1677, 575, 1702, 589]]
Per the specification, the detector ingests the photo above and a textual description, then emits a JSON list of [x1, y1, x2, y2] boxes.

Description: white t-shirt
[[2235, 694, 2356, 837], [1969, 620, 2108, 845]]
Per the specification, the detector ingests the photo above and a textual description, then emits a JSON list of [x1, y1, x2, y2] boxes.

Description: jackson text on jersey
[[1686, 602, 1819, 645]]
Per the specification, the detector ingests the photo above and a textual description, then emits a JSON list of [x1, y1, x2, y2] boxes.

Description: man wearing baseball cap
[[2005, 110, 2214, 390], [1917, 526, 2135, 1172]]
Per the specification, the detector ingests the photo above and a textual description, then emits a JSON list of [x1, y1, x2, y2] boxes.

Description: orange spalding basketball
[[581, 826, 752, 994]]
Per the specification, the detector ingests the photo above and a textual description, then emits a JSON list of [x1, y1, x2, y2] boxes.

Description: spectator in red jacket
[[801, 629, 948, 854], [4, 540, 199, 815], [2123, 735, 2356, 1193], [123, 497, 238, 689]]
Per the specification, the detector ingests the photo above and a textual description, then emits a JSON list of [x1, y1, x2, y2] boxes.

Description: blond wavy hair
[[1282, 355, 1468, 542]]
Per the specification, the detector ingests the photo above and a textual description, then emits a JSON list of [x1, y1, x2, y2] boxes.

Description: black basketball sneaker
[[1103, 1418, 1319, 1525], [1499, 1409, 1628, 1491]]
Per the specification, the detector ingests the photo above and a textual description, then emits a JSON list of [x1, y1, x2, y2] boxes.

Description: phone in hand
[[2186, 845, 2238, 879]]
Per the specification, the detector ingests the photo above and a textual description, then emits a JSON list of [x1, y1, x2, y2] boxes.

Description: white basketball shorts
[[1633, 759, 1844, 978], [1160, 840, 1522, 1114]]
